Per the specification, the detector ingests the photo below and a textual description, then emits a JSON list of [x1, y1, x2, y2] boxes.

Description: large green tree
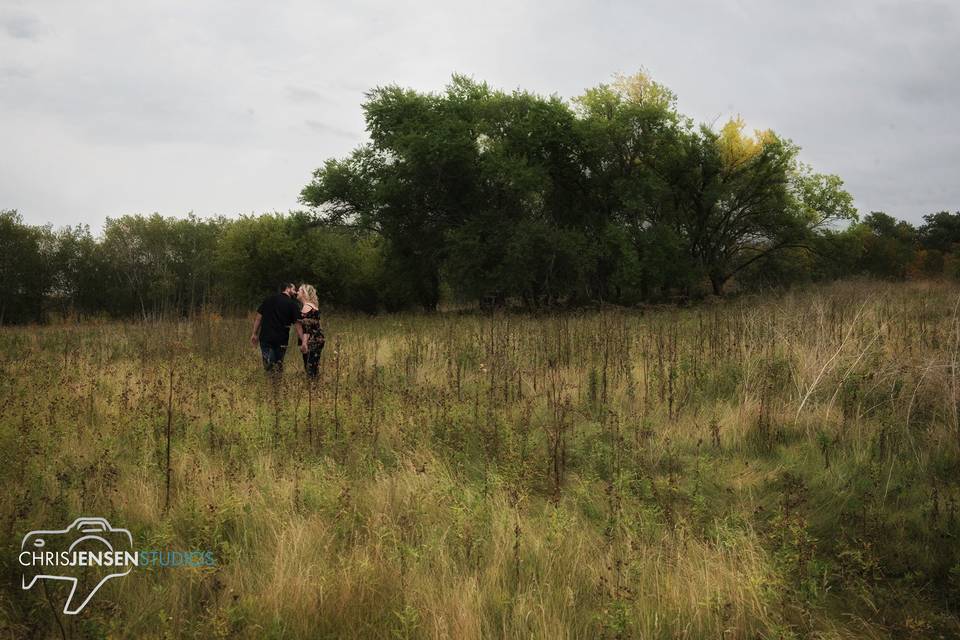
[[659, 118, 857, 294], [301, 78, 480, 309], [573, 72, 690, 300], [302, 76, 594, 308], [0, 210, 54, 324]]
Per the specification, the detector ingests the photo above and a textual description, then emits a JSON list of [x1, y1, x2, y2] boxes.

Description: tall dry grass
[[1, 280, 959, 638]]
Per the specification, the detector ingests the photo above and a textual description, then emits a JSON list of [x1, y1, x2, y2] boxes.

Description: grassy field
[[2, 280, 960, 639]]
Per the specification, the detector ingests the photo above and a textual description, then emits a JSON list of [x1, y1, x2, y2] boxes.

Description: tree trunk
[[710, 273, 727, 296]]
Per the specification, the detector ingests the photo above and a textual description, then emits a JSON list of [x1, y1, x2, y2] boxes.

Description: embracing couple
[[250, 282, 325, 378]]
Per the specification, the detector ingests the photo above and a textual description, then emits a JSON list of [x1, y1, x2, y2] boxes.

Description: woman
[[296, 284, 325, 378]]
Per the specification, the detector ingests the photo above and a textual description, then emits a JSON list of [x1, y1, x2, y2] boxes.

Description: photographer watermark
[[19, 516, 215, 614]]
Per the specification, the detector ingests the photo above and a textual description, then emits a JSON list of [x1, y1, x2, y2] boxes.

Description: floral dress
[[301, 307, 325, 377]]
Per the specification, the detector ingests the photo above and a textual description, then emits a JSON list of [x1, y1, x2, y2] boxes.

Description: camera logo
[[20, 517, 136, 614]]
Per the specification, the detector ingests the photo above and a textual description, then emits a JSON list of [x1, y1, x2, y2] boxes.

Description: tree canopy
[[301, 72, 858, 307], [2, 73, 957, 323]]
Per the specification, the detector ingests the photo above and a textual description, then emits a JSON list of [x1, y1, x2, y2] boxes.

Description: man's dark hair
[[279, 282, 296, 292]]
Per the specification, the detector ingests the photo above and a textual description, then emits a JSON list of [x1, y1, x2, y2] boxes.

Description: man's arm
[[250, 313, 262, 347]]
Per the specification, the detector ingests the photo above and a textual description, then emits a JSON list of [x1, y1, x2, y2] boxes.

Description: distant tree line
[[0, 210, 388, 324], [2, 73, 959, 324], [1, 206, 957, 324]]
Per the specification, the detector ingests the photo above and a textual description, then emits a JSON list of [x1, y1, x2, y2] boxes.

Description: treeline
[[2, 73, 959, 323], [0, 210, 388, 324], [2, 206, 957, 325]]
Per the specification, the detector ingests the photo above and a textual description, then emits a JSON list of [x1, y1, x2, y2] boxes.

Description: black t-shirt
[[257, 293, 300, 346]]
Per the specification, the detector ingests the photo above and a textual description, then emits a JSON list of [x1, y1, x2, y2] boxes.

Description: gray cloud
[[304, 119, 358, 139], [1, 11, 44, 40], [0, 64, 31, 80], [0, 0, 957, 230], [287, 86, 330, 103]]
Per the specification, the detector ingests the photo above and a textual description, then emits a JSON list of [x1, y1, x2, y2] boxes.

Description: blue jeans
[[260, 342, 288, 374]]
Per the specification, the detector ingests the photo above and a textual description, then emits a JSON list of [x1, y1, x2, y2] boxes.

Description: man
[[250, 282, 307, 375]]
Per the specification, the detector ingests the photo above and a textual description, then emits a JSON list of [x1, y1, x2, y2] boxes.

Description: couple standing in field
[[250, 282, 325, 377]]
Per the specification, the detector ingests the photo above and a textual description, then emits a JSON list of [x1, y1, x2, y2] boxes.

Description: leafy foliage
[[2, 74, 958, 322]]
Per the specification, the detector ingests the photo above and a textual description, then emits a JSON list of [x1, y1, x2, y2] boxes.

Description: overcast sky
[[1, 0, 957, 231]]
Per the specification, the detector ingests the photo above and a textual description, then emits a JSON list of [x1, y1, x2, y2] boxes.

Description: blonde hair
[[299, 283, 319, 308]]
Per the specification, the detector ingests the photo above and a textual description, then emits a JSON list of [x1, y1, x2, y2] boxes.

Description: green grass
[[2, 280, 960, 638]]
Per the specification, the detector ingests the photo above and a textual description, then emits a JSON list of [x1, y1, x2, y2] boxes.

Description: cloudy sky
[[1, 0, 957, 230]]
